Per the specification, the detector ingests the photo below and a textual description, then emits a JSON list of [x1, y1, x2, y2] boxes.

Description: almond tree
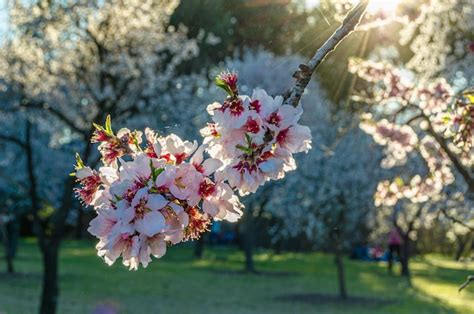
[[346, 0, 474, 273], [0, 1, 198, 313], [267, 105, 382, 298]]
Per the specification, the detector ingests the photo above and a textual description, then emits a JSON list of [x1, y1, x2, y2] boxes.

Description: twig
[[284, 0, 369, 108], [440, 208, 474, 232], [459, 275, 474, 292]]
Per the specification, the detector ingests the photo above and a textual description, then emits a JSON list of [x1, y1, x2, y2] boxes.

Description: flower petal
[[135, 211, 165, 237]]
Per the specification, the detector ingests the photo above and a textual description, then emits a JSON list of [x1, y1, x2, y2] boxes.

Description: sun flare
[[367, 0, 402, 14]]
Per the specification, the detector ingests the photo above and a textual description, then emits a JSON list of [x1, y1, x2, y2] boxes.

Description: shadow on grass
[[212, 269, 298, 276], [274, 293, 395, 307], [0, 271, 41, 283]]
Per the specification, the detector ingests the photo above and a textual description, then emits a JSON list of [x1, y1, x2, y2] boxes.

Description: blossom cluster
[[201, 72, 312, 195], [449, 91, 474, 149], [75, 72, 312, 269], [360, 117, 417, 168], [350, 59, 468, 209], [75, 117, 243, 270], [349, 59, 454, 114], [374, 136, 454, 207]]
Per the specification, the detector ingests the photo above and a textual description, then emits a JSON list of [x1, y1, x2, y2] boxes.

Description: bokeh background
[[0, 0, 473, 313]]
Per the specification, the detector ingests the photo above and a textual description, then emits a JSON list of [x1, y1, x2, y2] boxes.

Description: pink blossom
[[76, 72, 311, 269]]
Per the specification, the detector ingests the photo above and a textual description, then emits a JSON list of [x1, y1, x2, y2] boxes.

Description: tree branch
[[0, 134, 26, 149], [284, 0, 369, 108], [423, 116, 474, 193], [21, 100, 88, 138], [440, 208, 474, 232], [459, 275, 474, 292], [25, 120, 47, 249]]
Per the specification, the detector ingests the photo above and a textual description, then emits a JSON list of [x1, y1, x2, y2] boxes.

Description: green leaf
[[236, 144, 252, 154], [215, 76, 234, 97], [152, 167, 165, 181], [105, 115, 113, 135], [92, 122, 104, 131], [75, 153, 85, 169], [245, 133, 252, 145]]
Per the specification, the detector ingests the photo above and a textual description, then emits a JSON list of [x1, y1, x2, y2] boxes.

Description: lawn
[[0, 239, 473, 314]]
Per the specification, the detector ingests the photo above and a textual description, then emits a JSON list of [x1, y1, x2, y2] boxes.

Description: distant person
[[387, 227, 401, 273]]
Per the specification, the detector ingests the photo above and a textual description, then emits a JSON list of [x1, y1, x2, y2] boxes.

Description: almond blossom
[[201, 72, 312, 195], [75, 72, 312, 269], [350, 58, 473, 211], [75, 118, 243, 270]]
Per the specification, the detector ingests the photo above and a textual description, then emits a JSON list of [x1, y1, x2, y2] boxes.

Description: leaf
[[75, 153, 85, 170], [92, 122, 104, 131], [152, 167, 165, 181], [105, 115, 113, 135], [466, 94, 474, 104], [236, 144, 252, 154], [215, 76, 234, 97], [245, 133, 252, 145]]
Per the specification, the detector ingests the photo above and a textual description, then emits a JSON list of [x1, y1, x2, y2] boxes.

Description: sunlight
[[304, 0, 402, 15], [367, 0, 402, 14]]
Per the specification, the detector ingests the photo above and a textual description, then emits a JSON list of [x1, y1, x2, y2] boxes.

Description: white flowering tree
[[267, 100, 383, 298], [72, 0, 368, 280], [0, 198, 18, 274], [0, 1, 200, 313], [345, 0, 473, 277]]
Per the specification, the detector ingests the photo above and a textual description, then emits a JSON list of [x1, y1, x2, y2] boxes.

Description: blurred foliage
[[170, 0, 410, 108], [170, 0, 308, 73]]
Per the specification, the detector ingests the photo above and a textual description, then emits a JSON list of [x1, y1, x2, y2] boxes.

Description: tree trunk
[[5, 240, 14, 274], [239, 212, 256, 273], [74, 208, 84, 239], [243, 234, 256, 273], [39, 245, 59, 314], [400, 236, 410, 277], [455, 236, 467, 261], [2, 225, 14, 274], [194, 235, 205, 259], [6, 253, 14, 274], [334, 249, 347, 299]]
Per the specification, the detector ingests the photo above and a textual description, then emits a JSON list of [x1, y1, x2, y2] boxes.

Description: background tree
[[344, 0, 473, 277], [267, 101, 383, 298], [0, 1, 200, 312]]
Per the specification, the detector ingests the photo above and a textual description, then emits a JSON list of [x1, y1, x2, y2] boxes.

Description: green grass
[[0, 239, 473, 314]]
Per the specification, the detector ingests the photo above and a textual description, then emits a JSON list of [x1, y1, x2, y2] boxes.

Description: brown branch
[[25, 120, 47, 249], [440, 208, 474, 232], [21, 100, 87, 138], [459, 275, 474, 292], [404, 114, 423, 126], [423, 116, 474, 192], [0, 134, 26, 149], [284, 0, 369, 108]]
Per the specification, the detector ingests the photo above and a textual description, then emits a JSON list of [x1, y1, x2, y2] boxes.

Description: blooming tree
[[267, 99, 383, 297], [348, 56, 473, 276], [0, 1, 200, 313]]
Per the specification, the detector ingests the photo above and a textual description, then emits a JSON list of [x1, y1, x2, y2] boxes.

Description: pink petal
[[135, 211, 165, 237], [202, 158, 223, 176], [147, 194, 168, 210]]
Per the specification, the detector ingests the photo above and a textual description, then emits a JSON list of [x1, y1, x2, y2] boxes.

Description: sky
[[0, 0, 7, 41]]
